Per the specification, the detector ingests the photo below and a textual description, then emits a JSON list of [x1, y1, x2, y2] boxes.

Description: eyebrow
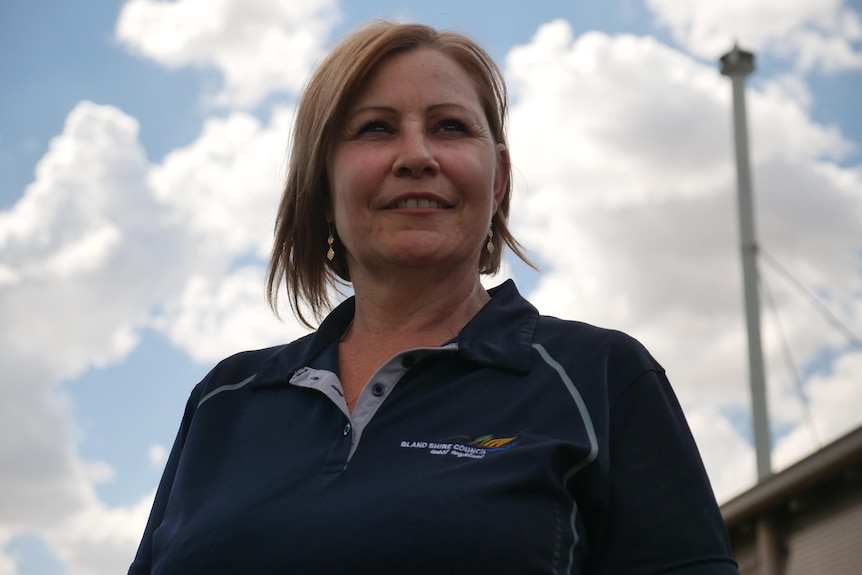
[[347, 103, 477, 119]]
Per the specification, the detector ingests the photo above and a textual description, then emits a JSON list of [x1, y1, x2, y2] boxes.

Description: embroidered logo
[[400, 434, 520, 460]]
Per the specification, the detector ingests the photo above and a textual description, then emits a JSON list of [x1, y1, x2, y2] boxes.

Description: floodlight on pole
[[720, 44, 772, 481]]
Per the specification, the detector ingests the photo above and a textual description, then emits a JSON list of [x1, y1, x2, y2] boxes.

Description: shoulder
[[534, 314, 659, 364], [192, 333, 316, 400], [532, 314, 664, 398]]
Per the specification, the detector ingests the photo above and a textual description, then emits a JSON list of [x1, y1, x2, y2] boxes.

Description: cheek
[[330, 153, 382, 201], [465, 155, 500, 207], [328, 174, 359, 217]]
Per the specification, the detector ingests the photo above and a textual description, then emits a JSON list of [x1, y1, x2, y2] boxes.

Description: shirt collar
[[251, 279, 537, 389], [455, 280, 538, 373]]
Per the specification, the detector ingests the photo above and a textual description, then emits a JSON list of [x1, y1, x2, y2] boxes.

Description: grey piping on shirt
[[532, 343, 599, 575], [197, 374, 257, 408]]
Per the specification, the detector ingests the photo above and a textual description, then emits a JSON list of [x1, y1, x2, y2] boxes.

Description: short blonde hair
[[267, 20, 532, 326]]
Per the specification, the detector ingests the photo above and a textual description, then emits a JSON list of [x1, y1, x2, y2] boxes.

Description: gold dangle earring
[[486, 227, 495, 254], [327, 224, 336, 261]]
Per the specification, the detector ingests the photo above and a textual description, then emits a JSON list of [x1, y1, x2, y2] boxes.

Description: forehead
[[349, 48, 482, 109]]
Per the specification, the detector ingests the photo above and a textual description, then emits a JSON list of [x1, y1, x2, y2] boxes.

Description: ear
[[492, 143, 510, 213]]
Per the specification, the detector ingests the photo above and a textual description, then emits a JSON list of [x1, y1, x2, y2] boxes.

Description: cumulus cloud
[[686, 407, 756, 502], [646, 0, 862, 72], [43, 493, 155, 575], [148, 106, 294, 258], [0, 102, 168, 543], [142, 103, 316, 360], [769, 353, 862, 470], [0, 101, 202, 379], [4, 4, 861, 573], [115, 0, 340, 108], [147, 444, 168, 469], [1, 101, 298, 352], [505, 20, 862, 498], [0, 98, 300, 572], [152, 265, 309, 363], [0, 102, 173, 572], [0, 537, 16, 575]]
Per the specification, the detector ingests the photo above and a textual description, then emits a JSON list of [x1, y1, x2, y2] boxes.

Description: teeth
[[394, 198, 446, 209]]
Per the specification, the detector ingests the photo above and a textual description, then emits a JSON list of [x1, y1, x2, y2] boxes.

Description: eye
[[437, 119, 468, 133], [357, 120, 393, 135]]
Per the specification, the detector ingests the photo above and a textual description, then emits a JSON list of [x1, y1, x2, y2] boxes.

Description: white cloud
[[769, 354, 862, 472], [0, 104, 154, 575], [43, 493, 155, 575], [40, 224, 121, 277], [646, 0, 862, 72], [750, 79, 852, 163], [505, 20, 862, 497], [0, 537, 17, 575], [0, 101, 214, 379], [0, 373, 100, 528], [686, 407, 756, 502], [4, 7, 861, 572], [115, 0, 340, 108], [0, 101, 172, 542], [0, 96, 301, 375], [0, 266, 18, 287], [806, 350, 862, 438], [148, 444, 168, 469], [141, 101, 324, 360], [149, 106, 294, 258], [152, 265, 309, 363], [0, 98, 294, 572]]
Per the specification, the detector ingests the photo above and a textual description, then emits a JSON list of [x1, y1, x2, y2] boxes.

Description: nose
[[393, 126, 439, 177]]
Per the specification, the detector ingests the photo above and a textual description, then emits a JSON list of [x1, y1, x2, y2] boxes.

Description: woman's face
[[327, 48, 508, 281]]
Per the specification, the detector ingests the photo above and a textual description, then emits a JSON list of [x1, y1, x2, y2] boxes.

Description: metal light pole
[[720, 44, 772, 481]]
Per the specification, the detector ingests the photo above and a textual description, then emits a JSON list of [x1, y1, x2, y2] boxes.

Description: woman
[[129, 21, 739, 574]]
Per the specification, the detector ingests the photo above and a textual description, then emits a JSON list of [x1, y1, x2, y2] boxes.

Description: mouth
[[386, 197, 452, 210]]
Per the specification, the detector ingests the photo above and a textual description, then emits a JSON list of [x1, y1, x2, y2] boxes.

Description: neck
[[343, 265, 490, 348]]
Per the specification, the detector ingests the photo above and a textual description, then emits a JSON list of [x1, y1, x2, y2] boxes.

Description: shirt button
[[371, 382, 386, 397], [343, 423, 351, 436], [401, 354, 415, 368]]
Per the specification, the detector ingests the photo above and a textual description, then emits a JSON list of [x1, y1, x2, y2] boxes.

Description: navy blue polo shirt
[[129, 280, 738, 575]]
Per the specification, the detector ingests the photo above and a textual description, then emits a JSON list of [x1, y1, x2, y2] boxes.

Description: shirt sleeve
[[590, 366, 739, 574], [127, 392, 198, 575]]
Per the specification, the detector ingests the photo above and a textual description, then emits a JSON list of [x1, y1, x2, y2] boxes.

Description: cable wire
[[758, 263, 822, 448], [759, 248, 862, 350]]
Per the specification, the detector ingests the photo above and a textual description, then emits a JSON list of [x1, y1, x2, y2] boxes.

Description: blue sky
[[2, 1, 861, 573]]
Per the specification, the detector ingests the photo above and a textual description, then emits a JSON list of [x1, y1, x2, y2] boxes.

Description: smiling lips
[[388, 198, 451, 209]]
